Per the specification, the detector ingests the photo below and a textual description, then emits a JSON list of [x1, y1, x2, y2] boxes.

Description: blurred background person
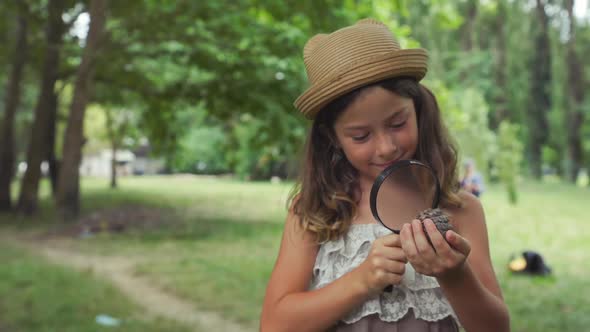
[[460, 159, 485, 197]]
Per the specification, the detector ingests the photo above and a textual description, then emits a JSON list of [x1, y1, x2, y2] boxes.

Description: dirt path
[[4, 235, 255, 332]]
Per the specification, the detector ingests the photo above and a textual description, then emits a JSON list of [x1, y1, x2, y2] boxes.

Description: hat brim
[[294, 49, 428, 119]]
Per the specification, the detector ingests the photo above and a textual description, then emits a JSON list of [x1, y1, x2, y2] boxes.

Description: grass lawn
[[1, 175, 589, 331], [0, 241, 191, 332]]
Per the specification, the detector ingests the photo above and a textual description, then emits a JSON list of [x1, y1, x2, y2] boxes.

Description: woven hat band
[[295, 50, 427, 118]]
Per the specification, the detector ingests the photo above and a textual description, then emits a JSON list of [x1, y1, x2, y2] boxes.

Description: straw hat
[[294, 18, 428, 119]]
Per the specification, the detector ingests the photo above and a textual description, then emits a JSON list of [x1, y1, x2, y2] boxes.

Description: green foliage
[[172, 125, 229, 174], [93, 1, 465, 179], [1, 1, 588, 181], [584, 98, 590, 166], [83, 102, 141, 156], [225, 113, 297, 180], [430, 80, 526, 202], [429, 80, 496, 171], [84, 104, 110, 153], [496, 121, 524, 204], [542, 145, 561, 173]]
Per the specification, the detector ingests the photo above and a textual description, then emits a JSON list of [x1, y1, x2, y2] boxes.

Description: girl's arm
[[260, 209, 406, 332], [439, 192, 509, 332], [400, 192, 510, 332]]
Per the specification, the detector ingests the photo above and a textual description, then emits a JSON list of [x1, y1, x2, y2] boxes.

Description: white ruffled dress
[[309, 223, 460, 331]]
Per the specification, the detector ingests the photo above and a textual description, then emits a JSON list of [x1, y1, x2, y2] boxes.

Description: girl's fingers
[[411, 219, 436, 258], [400, 223, 418, 260], [382, 246, 408, 263], [446, 230, 471, 256], [423, 219, 450, 255], [380, 259, 406, 274], [385, 271, 404, 285], [380, 233, 402, 248]]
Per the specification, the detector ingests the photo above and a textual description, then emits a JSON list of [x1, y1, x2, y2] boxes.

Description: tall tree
[[57, 0, 107, 219], [104, 106, 131, 189], [527, 0, 552, 179], [564, 0, 586, 182], [17, 0, 69, 215], [0, 3, 28, 211], [491, 0, 509, 130], [460, 0, 478, 52]]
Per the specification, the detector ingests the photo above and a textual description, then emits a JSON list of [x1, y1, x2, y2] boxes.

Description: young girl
[[260, 19, 509, 332]]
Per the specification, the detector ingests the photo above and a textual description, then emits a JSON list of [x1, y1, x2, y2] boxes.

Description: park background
[[0, 0, 589, 331]]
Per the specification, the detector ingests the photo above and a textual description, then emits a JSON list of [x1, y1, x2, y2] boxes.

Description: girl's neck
[[361, 172, 377, 189], [356, 176, 374, 206]]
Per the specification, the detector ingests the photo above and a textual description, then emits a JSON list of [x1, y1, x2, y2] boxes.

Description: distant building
[[16, 143, 166, 179], [131, 144, 166, 175], [79, 145, 165, 177], [80, 149, 135, 177]]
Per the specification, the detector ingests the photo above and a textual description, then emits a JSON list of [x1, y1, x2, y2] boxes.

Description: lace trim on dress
[[309, 223, 459, 324]]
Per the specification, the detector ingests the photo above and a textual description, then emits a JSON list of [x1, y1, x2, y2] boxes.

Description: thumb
[[381, 233, 402, 247], [446, 231, 470, 256]]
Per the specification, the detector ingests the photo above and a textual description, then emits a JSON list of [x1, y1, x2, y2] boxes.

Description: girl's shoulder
[[444, 190, 486, 233]]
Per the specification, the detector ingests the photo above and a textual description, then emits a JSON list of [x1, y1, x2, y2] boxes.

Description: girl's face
[[333, 86, 419, 184]]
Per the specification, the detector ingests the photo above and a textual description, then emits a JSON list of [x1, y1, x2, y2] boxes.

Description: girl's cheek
[[350, 144, 372, 159], [398, 132, 418, 153]]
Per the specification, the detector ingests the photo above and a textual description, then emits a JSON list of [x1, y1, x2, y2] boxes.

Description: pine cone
[[415, 208, 453, 246]]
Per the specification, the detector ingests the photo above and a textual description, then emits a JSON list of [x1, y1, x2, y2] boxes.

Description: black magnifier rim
[[369, 159, 441, 234]]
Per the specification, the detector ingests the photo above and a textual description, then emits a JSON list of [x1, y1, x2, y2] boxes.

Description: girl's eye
[[391, 121, 406, 129], [352, 133, 369, 142]]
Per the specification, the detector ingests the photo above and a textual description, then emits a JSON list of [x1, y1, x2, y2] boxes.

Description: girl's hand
[[400, 219, 471, 281], [355, 233, 408, 296]]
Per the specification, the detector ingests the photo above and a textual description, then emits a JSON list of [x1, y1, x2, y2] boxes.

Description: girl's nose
[[376, 132, 397, 159]]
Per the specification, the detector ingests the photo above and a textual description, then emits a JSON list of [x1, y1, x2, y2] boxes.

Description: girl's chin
[[359, 170, 381, 182], [372, 164, 393, 174]]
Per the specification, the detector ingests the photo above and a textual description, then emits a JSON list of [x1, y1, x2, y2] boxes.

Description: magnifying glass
[[369, 159, 451, 291], [370, 159, 440, 232]]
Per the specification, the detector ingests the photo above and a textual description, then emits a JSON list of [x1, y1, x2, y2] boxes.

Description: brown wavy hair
[[289, 78, 462, 243]]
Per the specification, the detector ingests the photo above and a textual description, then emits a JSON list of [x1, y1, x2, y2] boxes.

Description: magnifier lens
[[373, 161, 438, 233]]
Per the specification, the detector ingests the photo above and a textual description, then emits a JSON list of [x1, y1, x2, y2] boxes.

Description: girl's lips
[[373, 160, 399, 168]]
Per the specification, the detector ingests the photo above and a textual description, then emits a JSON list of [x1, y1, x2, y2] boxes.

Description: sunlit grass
[[481, 181, 590, 332], [2, 175, 589, 331], [0, 242, 192, 332], [77, 176, 287, 328]]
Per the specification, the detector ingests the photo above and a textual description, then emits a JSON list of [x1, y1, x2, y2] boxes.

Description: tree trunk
[[460, 0, 478, 52], [527, 0, 551, 179], [47, 89, 60, 195], [56, 0, 108, 219], [491, 0, 509, 130], [565, 0, 585, 182], [0, 10, 28, 212], [105, 108, 118, 189], [110, 142, 118, 189], [17, 0, 66, 215], [455, 0, 478, 83]]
